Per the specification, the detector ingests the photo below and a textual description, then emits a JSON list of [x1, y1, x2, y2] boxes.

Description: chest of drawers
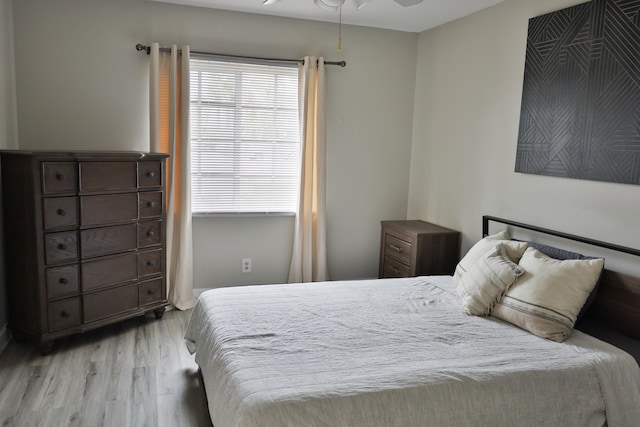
[[1, 151, 169, 353], [379, 220, 461, 278]]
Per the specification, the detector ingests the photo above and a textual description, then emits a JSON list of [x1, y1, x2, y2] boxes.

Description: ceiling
[[147, 0, 506, 33]]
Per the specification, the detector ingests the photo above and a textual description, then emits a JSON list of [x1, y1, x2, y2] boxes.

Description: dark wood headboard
[[483, 215, 640, 340]]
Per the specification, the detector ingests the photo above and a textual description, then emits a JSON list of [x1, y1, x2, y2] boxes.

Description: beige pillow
[[456, 243, 525, 315], [491, 247, 604, 342], [453, 231, 528, 283]]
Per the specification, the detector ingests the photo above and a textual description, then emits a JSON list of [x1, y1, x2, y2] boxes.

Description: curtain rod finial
[[136, 44, 151, 54]]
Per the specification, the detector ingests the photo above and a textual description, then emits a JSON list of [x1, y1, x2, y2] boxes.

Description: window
[[190, 57, 300, 214]]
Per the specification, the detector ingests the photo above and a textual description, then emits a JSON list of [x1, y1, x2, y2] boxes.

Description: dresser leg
[[39, 340, 54, 355], [153, 307, 166, 319]]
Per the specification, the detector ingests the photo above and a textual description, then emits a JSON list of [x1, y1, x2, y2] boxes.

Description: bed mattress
[[185, 276, 640, 427]]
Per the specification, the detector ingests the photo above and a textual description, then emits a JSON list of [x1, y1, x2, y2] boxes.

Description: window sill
[[192, 212, 296, 218]]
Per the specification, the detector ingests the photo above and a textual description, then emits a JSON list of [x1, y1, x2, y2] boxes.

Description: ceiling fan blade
[[394, 0, 423, 6], [353, 0, 373, 10]]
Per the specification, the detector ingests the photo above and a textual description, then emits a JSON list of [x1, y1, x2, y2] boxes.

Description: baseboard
[[0, 323, 10, 354]]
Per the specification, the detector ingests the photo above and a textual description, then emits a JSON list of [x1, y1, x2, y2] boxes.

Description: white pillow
[[453, 231, 528, 283], [491, 247, 605, 342], [456, 243, 524, 316]]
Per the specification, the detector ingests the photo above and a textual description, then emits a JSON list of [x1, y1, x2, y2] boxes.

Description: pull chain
[[337, 5, 342, 52]]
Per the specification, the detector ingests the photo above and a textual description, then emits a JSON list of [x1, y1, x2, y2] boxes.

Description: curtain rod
[[135, 44, 346, 67]]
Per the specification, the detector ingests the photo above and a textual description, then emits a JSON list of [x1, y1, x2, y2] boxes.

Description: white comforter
[[185, 276, 640, 427]]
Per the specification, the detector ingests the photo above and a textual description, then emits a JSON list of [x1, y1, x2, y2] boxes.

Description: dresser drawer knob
[[147, 231, 155, 237], [57, 243, 67, 250], [146, 171, 156, 178], [389, 244, 403, 253], [391, 266, 400, 275], [60, 311, 71, 318], [55, 173, 65, 181], [56, 208, 66, 216], [147, 289, 156, 295], [58, 277, 68, 285], [146, 260, 156, 267], [146, 201, 156, 208]]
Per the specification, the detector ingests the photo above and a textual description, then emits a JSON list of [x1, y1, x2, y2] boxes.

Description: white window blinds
[[190, 57, 300, 214]]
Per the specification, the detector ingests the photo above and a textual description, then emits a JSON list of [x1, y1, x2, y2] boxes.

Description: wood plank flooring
[[0, 309, 212, 427]]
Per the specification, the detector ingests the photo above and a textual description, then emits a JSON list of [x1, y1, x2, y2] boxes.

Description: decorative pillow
[[491, 247, 605, 342], [516, 241, 603, 319], [453, 231, 528, 283], [456, 243, 525, 316]]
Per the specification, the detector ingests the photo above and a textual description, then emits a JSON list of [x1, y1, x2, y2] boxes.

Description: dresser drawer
[[383, 234, 413, 265], [80, 223, 137, 259], [138, 161, 163, 188], [44, 231, 78, 265], [42, 162, 78, 194], [48, 297, 81, 332], [46, 265, 79, 299], [80, 193, 138, 226], [43, 197, 78, 230], [139, 249, 163, 277], [138, 192, 163, 218], [79, 162, 137, 192], [138, 221, 162, 247], [82, 253, 138, 292], [382, 255, 411, 278], [83, 284, 139, 323], [139, 278, 164, 306]]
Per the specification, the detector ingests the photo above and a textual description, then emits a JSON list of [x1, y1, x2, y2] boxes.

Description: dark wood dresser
[[379, 220, 461, 278], [0, 151, 169, 353]]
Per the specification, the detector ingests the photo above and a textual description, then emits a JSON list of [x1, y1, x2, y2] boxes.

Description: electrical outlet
[[242, 258, 252, 273]]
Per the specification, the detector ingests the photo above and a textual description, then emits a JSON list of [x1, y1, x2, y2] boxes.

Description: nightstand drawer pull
[[60, 310, 71, 318], [57, 243, 67, 250], [147, 289, 155, 295], [389, 244, 403, 253], [56, 173, 66, 181], [147, 171, 156, 178], [147, 201, 156, 208], [146, 260, 156, 267], [57, 209, 66, 216], [58, 277, 68, 285], [391, 266, 400, 274]]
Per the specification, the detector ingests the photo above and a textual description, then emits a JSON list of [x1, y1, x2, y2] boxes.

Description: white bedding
[[185, 276, 640, 427]]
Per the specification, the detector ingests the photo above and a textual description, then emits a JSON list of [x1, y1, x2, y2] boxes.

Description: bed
[[185, 216, 640, 427]]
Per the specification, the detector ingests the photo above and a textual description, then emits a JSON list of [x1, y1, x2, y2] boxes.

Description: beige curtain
[[288, 57, 329, 283], [149, 43, 195, 310]]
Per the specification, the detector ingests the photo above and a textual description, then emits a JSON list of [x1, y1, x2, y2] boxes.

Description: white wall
[[409, 0, 640, 275], [0, 0, 18, 339], [12, 0, 418, 287]]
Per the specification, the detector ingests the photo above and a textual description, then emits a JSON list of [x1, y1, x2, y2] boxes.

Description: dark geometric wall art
[[515, 0, 640, 185]]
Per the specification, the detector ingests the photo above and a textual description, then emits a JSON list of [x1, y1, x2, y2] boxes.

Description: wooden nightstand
[[379, 220, 461, 278]]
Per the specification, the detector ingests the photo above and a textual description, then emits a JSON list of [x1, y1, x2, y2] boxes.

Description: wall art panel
[[516, 0, 640, 185]]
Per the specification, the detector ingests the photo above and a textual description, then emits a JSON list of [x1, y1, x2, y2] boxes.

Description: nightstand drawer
[[383, 234, 412, 264], [383, 256, 410, 278]]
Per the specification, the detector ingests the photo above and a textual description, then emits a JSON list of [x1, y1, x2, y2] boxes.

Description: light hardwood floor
[[0, 309, 212, 427]]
